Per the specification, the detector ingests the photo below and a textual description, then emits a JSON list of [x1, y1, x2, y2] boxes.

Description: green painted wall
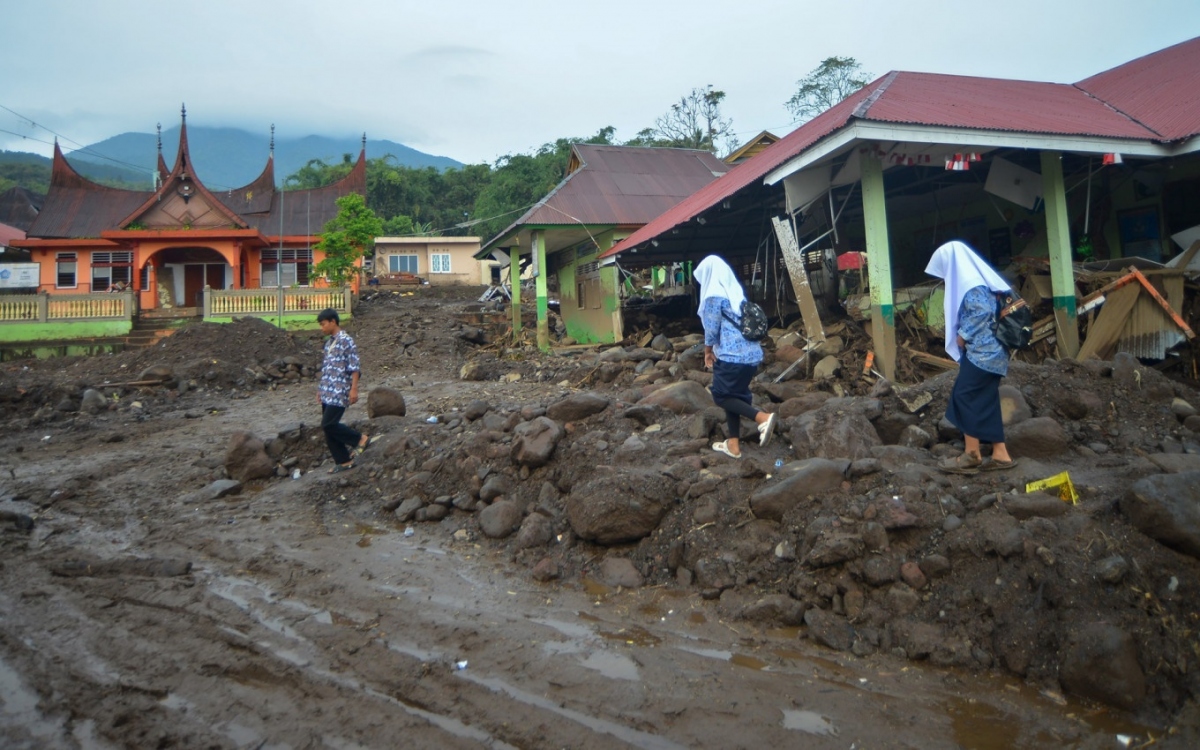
[[0, 320, 131, 343]]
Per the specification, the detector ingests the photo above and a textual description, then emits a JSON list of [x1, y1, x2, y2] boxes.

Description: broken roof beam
[[771, 216, 826, 347]]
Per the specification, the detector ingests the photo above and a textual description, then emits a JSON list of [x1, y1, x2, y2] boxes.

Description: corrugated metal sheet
[[1077, 36, 1200, 141], [606, 38, 1198, 260], [1118, 294, 1186, 359], [242, 155, 367, 236], [868, 73, 1156, 139], [214, 157, 277, 216]]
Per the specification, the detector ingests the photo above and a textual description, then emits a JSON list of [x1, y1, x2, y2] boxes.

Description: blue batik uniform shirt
[[959, 286, 1008, 377], [319, 330, 361, 407], [701, 297, 763, 366]]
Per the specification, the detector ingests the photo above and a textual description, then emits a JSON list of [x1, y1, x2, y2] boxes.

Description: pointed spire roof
[[24, 141, 150, 237]]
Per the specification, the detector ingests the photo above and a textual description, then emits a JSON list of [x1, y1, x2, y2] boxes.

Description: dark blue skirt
[[711, 360, 756, 404], [946, 355, 1005, 443]]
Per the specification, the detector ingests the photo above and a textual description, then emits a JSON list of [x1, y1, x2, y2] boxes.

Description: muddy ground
[[1, 284, 1199, 749]]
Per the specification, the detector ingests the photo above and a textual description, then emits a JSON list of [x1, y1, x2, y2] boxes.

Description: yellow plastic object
[[1025, 471, 1079, 505]]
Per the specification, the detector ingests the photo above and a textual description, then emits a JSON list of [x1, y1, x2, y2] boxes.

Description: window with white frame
[[388, 255, 419, 274], [91, 251, 133, 291], [430, 253, 451, 274], [262, 248, 313, 287], [56, 253, 77, 288]]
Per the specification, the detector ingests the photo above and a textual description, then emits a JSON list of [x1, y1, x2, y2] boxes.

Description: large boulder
[[1120, 471, 1200, 559], [1059, 624, 1145, 710], [1006, 417, 1070, 458], [565, 469, 674, 544], [788, 404, 881, 460], [367, 387, 407, 418], [749, 458, 849, 521], [225, 431, 275, 481], [999, 385, 1032, 425], [510, 417, 565, 468], [479, 500, 523, 539], [547, 392, 610, 422], [637, 380, 713, 414]]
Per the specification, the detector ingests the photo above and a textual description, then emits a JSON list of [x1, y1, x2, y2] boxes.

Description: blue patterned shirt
[[959, 286, 1008, 376], [319, 330, 361, 407], [701, 297, 763, 366]]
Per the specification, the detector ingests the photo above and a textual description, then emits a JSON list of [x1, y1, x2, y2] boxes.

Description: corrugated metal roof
[[1076, 36, 1200, 142], [482, 144, 728, 251], [867, 72, 1155, 139], [242, 155, 367, 236], [605, 38, 1199, 260], [0, 220, 25, 246]]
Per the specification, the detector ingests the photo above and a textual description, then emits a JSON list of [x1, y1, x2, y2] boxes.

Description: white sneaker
[[758, 412, 777, 447]]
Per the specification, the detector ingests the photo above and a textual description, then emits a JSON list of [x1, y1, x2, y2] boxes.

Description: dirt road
[[0, 290, 1191, 748]]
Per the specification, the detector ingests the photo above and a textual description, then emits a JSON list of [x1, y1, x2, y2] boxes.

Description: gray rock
[[79, 389, 107, 414], [394, 497, 425, 522], [1121, 471, 1200, 559], [619, 435, 646, 453], [1094, 555, 1130, 584], [1185, 415, 1200, 433], [693, 557, 734, 591], [999, 385, 1032, 425], [885, 583, 922, 615], [479, 474, 512, 503], [463, 400, 490, 421], [650, 333, 672, 352], [515, 513, 554, 549], [812, 355, 841, 380], [749, 458, 849, 521], [367, 387, 407, 418], [636, 380, 713, 414], [621, 404, 667, 427], [547, 392, 611, 422], [1006, 417, 1070, 458], [739, 594, 806, 626], [598, 557, 643, 588], [898, 425, 933, 449], [179, 479, 243, 503], [862, 555, 898, 586], [510, 417, 565, 468], [1172, 397, 1197, 419], [777, 392, 833, 419], [1059, 624, 1145, 710], [804, 608, 854, 652], [479, 500, 523, 539], [565, 469, 673, 544], [224, 431, 275, 482], [805, 533, 864, 567], [138, 365, 176, 384], [416, 504, 448, 522], [1146, 453, 1200, 473], [1003, 491, 1070, 519], [789, 405, 881, 461]]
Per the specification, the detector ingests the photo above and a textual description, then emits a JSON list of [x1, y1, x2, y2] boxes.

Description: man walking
[[317, 308, 369, 473]]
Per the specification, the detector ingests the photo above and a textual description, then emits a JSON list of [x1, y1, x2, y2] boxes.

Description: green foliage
[[784, 56, 873, 122], [283, 154, 355, 190], [0, 153, 51, 194], [313, 194, 384, 286], [624, 86, 733, 154]]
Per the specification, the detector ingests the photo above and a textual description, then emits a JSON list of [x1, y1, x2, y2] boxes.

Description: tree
[[626, 86, 733, 154], [784, 57, 873, 122], [283, 154, 354, 190], [313, 193, 383, 286]]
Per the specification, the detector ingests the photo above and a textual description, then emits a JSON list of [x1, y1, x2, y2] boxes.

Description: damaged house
[[477, 143, 729, 347], [598, 36, 1200, 380]]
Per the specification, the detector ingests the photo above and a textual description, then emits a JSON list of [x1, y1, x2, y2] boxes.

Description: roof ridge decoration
[[116, 106, 248, 229], [852, 71, 899, 120]]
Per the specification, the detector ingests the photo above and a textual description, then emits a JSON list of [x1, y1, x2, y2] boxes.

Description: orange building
[[14, 109, 366, 312]]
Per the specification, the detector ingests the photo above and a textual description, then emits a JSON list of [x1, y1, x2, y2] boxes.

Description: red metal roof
[[482, 144, 728, 251], [605, 38, 1199, 260], [1076, 36, 1200, 142], [0, 220, 25, 247]]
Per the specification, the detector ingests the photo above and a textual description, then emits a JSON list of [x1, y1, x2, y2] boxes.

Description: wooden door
[[184, 265, 204, 308], [205, 264, 225, 290]]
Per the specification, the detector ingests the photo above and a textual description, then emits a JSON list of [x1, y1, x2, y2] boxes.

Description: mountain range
[[59, 126, 464, 190]]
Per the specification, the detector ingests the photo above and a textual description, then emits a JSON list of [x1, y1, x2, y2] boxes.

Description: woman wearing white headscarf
[[925, 241, 1017, 473], [694, 255, 777, 458]]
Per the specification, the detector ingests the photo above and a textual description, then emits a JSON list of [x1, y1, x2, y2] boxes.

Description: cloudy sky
[[2, 0, 1197, 166]]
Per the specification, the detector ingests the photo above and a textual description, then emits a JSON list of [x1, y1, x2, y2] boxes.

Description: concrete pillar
[[861, 147, 897, 381], [1040, 150, 1080, 358], [533, 230, 550, 351], [510, 244, 522, 339]]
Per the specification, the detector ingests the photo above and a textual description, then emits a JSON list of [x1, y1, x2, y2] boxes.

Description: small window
[[56, 253, 77, 288], [577, 282, 586, 309], [431, 253, 451, 274], [389, 255, 419, 274], [141, 265, 151, 289]]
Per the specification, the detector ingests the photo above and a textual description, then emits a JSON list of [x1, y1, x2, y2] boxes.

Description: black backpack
[[993, 291, 1033, 350], [722, 299, 770, 342]]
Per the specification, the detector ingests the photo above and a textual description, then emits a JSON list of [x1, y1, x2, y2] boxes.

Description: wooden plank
[[771, 216, 826, 344], [1076, 283, 1140, 360]]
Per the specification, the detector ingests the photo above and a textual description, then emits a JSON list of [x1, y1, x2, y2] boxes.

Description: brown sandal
[[980, 457, 1019, 472], [938, 453, 982, 475]]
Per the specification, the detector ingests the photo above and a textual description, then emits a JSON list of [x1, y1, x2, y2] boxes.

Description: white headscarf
[[924, 241, 1012, 361], [694, 255, 745, 314]]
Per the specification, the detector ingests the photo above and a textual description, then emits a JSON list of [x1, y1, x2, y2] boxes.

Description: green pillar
[[861, 148, 897, 381], [1040, 150, 1079, 358], [533, 230, 549, 351], [510, 244, 522, 339]]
